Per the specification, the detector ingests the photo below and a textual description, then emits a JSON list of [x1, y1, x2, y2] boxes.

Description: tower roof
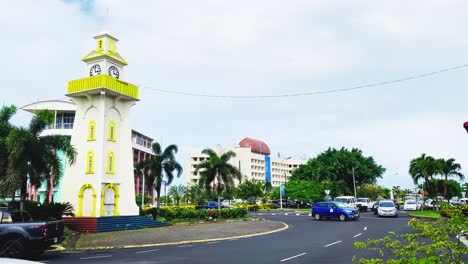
[[239, 137, 270, 155]]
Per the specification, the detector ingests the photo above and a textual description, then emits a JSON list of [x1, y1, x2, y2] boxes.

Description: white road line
[[324, 240, 342, 248], [272, 213, 276, 215], [258, 213, 263, 215], [308, 213, 312, 216], [353, 233, 362, 238], [364, 226, 367, 231], [207, 242, 219, 245], [178, 245, 193, 248], [296, 213, 300, 216], [280, 252, 307, 262], [285, 213, 288, 215], [136, 248, 160, 254], [79, 255, 112, 260]]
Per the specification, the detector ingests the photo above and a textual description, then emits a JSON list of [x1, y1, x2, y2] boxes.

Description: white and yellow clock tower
[[60, 33, 139, 217]]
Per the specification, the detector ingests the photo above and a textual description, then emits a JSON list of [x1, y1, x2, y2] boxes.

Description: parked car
[[460, 198, 468, 205], [195, 201, 231, 210], [403, 199, 420, 211], [0, 208, 65, 258], [334, 196, 357, 208], [356, 198, 374, 212], [311, 201, 359, 221], [375, 200, 398, 217]]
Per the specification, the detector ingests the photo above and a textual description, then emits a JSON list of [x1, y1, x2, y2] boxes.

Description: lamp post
[[352, 167, 357, 199], [279, 157, 292, 210], [162, 180, 167, 205], [141, 169, 145, 207], [415, 187, 420, 210]]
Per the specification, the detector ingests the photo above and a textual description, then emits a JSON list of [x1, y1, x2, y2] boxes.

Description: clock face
[[108, 66, 120, 79], [89, 64, 101, 76]]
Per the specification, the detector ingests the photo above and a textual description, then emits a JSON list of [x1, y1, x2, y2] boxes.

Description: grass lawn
[[409, 210, 441, 219]]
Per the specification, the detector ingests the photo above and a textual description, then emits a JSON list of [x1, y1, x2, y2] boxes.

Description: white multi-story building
[[185, 137, 307, 188]]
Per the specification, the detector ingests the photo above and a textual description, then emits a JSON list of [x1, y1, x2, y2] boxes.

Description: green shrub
[[141, 206, 248, 221]]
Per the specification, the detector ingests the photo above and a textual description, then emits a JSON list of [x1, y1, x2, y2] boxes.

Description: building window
[[88, 121, 96, 141], [107, 151, 115, 174], [86, 151, 94, 174], [108, 121, 116, 142]]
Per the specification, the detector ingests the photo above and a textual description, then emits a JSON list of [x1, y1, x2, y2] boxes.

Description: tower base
[[63, 215, 169, 233]]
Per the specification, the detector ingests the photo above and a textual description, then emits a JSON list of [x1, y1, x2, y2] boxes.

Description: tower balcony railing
[[67, 74, 139, 99]]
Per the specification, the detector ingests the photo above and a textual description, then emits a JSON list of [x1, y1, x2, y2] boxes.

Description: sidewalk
[[66, 219, 287, 250]]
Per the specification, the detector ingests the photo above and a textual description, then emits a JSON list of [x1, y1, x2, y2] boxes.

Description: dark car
[[311, 201, 359, 221]]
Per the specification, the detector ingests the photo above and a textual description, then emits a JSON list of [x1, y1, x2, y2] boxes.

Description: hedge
[[140, 207, 248, 221]]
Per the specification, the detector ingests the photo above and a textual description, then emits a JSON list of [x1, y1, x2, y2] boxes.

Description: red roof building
[[239, 137, 271, 155]]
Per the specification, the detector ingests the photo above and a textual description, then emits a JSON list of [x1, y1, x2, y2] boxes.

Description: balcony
[[67, 75, 138, 99]]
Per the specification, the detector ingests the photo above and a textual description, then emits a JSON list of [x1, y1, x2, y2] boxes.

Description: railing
[[67, 75, 139, 99]]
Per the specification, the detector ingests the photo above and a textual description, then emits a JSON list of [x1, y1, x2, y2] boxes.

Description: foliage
[[236, 179, 263, 203], [282, 179, 323, 202], [409, 211, 441, 219], [9, 201, 74, 220], [353, 210, 468, 263], [440, 204, 468, 218], [135, 142, 183, 208], [168, 184, 186, 206], [357, 184, 389, 200], [195, 148, 242, 210], [140, 206, 248, 222], [135, 194, 152, 205], [436, 158, 464, 198], [291, 147, 385, 197]]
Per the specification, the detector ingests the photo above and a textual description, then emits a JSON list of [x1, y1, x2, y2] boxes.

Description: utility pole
[[352, 167, 357, 199]]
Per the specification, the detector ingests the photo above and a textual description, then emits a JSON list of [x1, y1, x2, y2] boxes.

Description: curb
[[63, 221, 289, 251]]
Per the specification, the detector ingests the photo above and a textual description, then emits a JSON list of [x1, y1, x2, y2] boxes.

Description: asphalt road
[[36, 211, 413, 264]]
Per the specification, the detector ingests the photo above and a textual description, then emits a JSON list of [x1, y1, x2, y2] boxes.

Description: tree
[[168, 184, 186, 206], [283, 179, 323, 203], [436, 158, 464, 200], [236, 180, 263, 204], [409, 153, 441, 210], [195, 148, 242, 210], [187, 184, 205, 205], [356, 184, 389, 200], [0, 105, 18, 199], [392, 186, 401, 202], [6, 110, 76, 210], [291, 147, 386, 197], [136, 142, 183, 208]]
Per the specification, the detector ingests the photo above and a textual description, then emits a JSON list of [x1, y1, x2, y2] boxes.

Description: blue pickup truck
[[0, 208, 65, 258]]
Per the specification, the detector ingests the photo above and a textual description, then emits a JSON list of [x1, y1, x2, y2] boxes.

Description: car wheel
[[314, 213, 321, 220], [0, 239, 25, 258], [339, 213, 346, 221], [394, 214, 398, 218]]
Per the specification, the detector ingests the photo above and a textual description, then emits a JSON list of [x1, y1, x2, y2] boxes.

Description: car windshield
[[406, 200, 416, 204], [334, 202, 349, 208], [334, 198, 349, 203], [379, 202, 394, 207], [356, 198, 367, 202]]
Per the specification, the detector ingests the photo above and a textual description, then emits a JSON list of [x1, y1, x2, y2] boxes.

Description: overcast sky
[[2, 0, 468, 191]]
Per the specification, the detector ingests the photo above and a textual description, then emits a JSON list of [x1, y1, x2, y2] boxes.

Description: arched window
[[88, 120, 96, 141], [85, 150, 94, 174], [108, 121, 116, 142], [106, 151, 115, 174]]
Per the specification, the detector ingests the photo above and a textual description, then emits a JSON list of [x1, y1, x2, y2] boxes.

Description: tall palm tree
[[195, 148, 242, 210], [168, 184, 186, 206], [187, 184, 205, 205], [436, 158, 464, 200], [409, 154, 440, 210], [136, 142, 182, 208], [6, 110, 76, 210], [0, 105, 18, 199]]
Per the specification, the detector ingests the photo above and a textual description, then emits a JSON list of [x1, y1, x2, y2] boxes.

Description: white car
[[376, 200, 398, 217], [403, 199, 420, 211], [334, 196, 357, 208]]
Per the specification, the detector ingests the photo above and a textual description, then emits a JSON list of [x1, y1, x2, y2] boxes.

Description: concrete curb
[[63, 221, 289, 251]]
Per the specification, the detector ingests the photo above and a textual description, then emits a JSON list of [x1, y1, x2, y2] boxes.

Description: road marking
[[354, 233, 362, 238], [364, 227, 367, 231], [258, 213, 263, 215], [324, 240, 342, 247], [280, 252, 307, 262], [296, 213, 300, 216], [178, 244, 193, 248], [285, 213, 288, 215], [308, 213, 312, 216], [136, 248, 160, 254], [79, 255, 112, 260], [207, 242, 219, 245], [272, 213, 276, 215]]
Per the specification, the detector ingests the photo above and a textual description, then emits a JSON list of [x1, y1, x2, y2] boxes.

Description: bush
[[141, 206, 248, 222], [9, 201, 74, 220]]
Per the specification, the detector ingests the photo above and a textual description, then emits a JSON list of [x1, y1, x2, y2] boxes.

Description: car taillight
[[40, 224, 48, 238]]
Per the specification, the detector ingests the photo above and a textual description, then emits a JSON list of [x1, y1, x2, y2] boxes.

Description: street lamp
[[279, 157, 292, 210], [141, 169, 145, 207], [352, 167, 357, 199]]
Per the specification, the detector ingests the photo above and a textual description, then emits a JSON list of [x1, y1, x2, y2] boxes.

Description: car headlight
[[344, 210, 353, 213]]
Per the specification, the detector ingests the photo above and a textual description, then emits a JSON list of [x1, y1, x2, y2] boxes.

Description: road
[[37, 211, 413, 264]]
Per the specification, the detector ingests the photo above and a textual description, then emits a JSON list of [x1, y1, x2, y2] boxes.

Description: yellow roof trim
[[82, 50, 128, 65]]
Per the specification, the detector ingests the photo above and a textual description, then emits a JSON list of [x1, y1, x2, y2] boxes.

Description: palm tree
[[136, 142, 182, 208], [187, 184, 205, 205], [168, 184, 186, 206], [194, 148, 242, 210], [436, 158, 464, 200], [392, 186, 401, 202], [6, 110, 76, 210], [0, 105, 18, 200], [409, 154, 440, 210]]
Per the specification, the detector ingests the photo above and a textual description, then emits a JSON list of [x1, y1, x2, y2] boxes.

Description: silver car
[[375, 200, 398, 217]]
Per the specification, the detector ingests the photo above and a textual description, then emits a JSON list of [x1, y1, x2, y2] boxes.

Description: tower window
[[88, 120, 96, 141], [107, 151, 115, 174], [86, 151, 94, 174], [108, 121, 116, 142]]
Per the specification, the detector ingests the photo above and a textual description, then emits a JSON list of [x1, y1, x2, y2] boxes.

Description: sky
[[2, 0, 468, 191]]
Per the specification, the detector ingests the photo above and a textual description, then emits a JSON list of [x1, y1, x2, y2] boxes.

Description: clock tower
[[60, 33, 139, 217]]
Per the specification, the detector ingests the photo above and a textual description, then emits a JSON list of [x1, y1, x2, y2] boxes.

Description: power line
[[140, 64, 468, 99]]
